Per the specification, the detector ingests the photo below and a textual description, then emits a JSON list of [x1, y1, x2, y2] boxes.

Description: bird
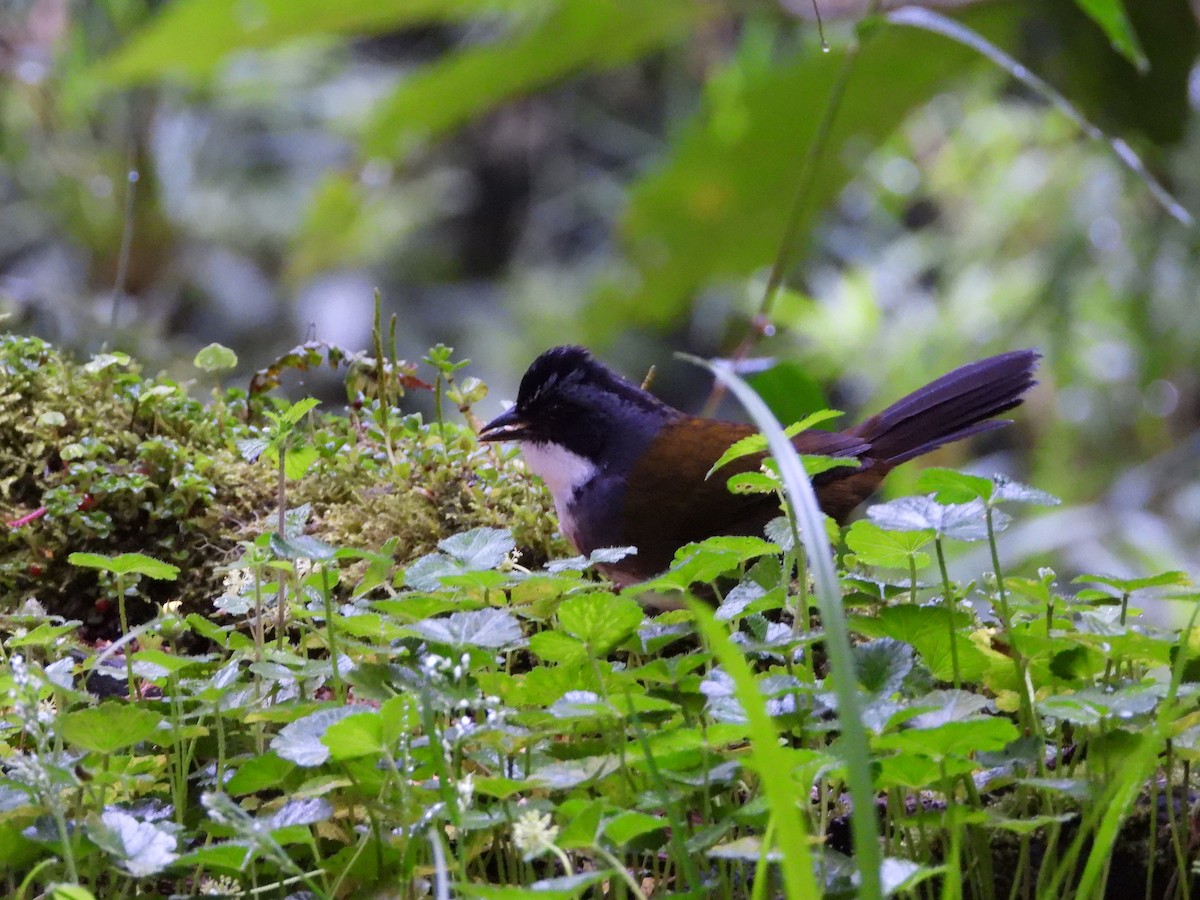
[[478, 346, 1039, 585]]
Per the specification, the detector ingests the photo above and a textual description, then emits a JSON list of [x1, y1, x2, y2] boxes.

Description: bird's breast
[[518, 441, 599, 547]]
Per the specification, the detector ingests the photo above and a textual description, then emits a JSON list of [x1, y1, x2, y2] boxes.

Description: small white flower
[[10, 654, 28, 688], [222, 568, 251, 595], [512, 809, 559, 857], [36, 698, 57, 725], [198, 874, 239, 895]]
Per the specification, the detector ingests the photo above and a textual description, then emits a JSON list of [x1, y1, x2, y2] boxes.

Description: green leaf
[[556, 593, 643, 654], [67, 552, 179, 580], [322, 710, 385, 760], [438, 527, 516, 570], [50, 886, 98, 900], [458, 872, 613, 900], [876, 717, 1019, 759], [271, 706, 358, 767], [854, 638, 914, 697], [529, 631, 587, 666], [590, 5, 1015, 333], [282, 444, 320, 480], [410, 608, 524, 649], [87, 809, 178, 877], [1072, 0, 1148, 71], [225, 753, 295, 795], [844, 520, 932, 569], [746, 361, 831, 428], [193, 342, 238, 372], [644, 535, 778, 590], [96, 0, 506, 84], [556, 799, 604, 849], [706, 409, 841, 476], [852, 605, 991, 683], [867, 496, 1006, 542], [364, 0, 707, 158], [603, 811, 666, 846], [279, 396, 321, 427], [913, 468, 993, 504], [1073, 570, 1191, 593], [59, 704, 164, 753]]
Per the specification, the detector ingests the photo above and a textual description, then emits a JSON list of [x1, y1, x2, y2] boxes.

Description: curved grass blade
[[683, 354, 882, 900], [887, 6, 1193, 227]]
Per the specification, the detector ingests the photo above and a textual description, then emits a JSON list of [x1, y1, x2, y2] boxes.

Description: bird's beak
[[478, 406, 529, 442]]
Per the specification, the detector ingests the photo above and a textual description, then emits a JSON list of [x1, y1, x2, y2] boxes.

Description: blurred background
[[1, 0, 1198, 581]]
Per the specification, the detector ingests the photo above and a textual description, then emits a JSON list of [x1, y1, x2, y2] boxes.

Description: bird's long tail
[[855, 350, 1040, 466]]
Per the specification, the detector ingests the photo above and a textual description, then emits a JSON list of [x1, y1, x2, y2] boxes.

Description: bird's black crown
[[516, 346, 667, 415], [510, 346, 677, 456]]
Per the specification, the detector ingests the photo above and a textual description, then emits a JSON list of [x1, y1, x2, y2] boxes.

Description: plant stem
[[933, 538, 961, 689]]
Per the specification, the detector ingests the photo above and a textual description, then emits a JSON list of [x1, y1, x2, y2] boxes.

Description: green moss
[[0, 334, 562, 632]]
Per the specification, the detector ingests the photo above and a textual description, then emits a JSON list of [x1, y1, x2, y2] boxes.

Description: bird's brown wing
[[618, 418, 875, 579]]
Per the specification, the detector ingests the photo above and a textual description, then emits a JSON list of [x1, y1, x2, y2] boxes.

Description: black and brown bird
[[479, 347, 1038, 585]]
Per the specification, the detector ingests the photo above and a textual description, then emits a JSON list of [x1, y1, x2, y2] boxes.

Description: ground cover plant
[[1, 332, 1198, 899]]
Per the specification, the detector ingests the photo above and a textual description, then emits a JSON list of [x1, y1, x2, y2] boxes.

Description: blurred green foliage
[[1, 0, 1198, 577]]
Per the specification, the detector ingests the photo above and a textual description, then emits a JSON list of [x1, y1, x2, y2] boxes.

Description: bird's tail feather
[[855, 350, 1040, 466]]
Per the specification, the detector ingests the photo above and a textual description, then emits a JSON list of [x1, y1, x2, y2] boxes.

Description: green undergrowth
[[1, 334, 1198, 899], [0, 333, 562, 632]]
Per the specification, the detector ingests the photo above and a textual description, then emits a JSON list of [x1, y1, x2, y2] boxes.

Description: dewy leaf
[[271, 706, 359, 767], [907, 689, 993, 729], [867, 496, 1004, 542], [410, 608, 524, 649], [269, 532, 337, 560], [402, 552, 464, 591], [991, 476, 1061, 507], [438, 527, 515, 570], [269, 798, 332, 829], [89, 808, 178, 877], [546, 545, 637, 573]]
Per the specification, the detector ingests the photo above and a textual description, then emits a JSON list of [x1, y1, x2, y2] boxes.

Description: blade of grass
[[683, 354, 882, 900], [691, 603, 819, 898], [1072, 593, 1200, 897], [887, 6, 1193, 227]]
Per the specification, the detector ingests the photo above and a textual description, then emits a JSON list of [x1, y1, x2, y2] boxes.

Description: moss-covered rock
[[0, 334, 562, 634]]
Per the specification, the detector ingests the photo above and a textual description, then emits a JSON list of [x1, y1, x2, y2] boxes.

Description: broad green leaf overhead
[[587, 6, 1016, 336], [97, 0, 550, 84], [364, 0, 712, 159]]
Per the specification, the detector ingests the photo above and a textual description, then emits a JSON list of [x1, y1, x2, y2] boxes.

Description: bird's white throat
[[518, 441, 597, 544], [518, 441, 597, 502]]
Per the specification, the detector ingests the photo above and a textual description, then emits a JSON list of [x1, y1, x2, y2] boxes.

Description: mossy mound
[[0, 334, 562, 634]]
